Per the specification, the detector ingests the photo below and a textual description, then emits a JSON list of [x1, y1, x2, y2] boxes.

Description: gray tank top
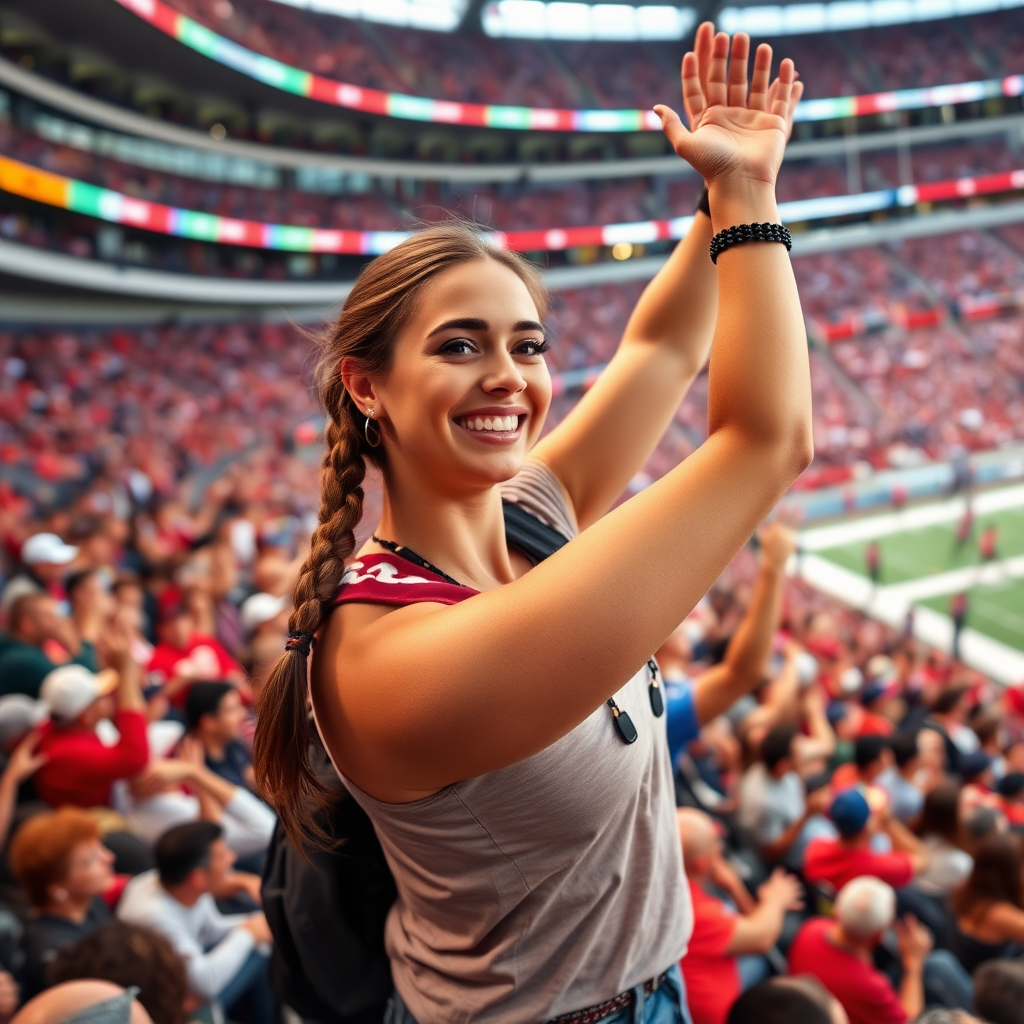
[[329, 462, 692, 1024]]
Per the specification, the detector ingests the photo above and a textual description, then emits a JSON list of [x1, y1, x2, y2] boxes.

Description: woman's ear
[[340, 357, 380, 418]]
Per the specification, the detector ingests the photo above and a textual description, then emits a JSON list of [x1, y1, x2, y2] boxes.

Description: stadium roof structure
[[113, 0, 1024, 131]]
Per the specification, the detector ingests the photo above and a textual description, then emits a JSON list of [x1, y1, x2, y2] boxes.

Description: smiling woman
[[253, 22, 812, 1024]]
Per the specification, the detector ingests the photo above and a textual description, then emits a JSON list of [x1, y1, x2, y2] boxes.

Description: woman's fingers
[[706, 31, 730, 108], [654, 103, 693, 160], [680, 51, 706, 127], [748, 43, 773, 110], [785, 79, 805, 139], [727, 33, 751, 107], [695, 21, 715, 100], [770, 58, 796, 117]]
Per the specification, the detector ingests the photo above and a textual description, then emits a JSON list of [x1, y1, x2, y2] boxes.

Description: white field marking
[[798, 483, 1024, 552], [795, 553, 1024, 684]]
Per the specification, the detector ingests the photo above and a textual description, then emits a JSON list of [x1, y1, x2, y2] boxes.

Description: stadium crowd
[[0, 309, 1013, 1022], [162, 0, 1024, 108]]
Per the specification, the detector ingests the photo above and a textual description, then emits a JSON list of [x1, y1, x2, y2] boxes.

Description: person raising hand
[[256, 23, 811, 1024]]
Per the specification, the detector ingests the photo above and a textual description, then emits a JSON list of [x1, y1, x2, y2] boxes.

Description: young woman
[[255, 24, 810, 1024], [949, 833, 1024, 973]]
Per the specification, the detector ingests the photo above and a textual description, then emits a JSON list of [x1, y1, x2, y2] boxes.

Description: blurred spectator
[[738, 724, 833, 867], [147, 594, 244, 711], [120, 736, 274, 859], [0, 595, 98, 701], [804, 789, 928, 892], [878, 731, 927, 825], [972, 959, 1024, 1024], [914, 782, 974, 899], [1, 534, 79, 614], [727, 976, 849, 1024], [8, 808, 119, 1000], [789, 876, 972, 1023], [832, 735, 895, 794], [677, 808, 803, 1024], [10, 981, 151, 1024], [949, 833, 1024, 972], [238, 594, 286, 699], [34, 632, 148, 809], [118, 822, 273, 1021], [48, 920, 188, 1024], [184, 682, 253, 791]]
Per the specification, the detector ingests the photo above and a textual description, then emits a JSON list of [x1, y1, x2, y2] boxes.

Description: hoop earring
[[364, 411, 381, 448]]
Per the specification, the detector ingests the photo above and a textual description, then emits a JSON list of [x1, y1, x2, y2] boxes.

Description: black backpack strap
[[502, 499, 570, 565]]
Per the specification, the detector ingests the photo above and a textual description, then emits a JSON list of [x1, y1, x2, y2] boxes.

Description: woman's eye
[[440, 338, 476, 355], [517, 338, 550, 356]]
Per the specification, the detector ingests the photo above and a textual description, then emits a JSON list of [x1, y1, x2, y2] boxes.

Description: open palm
[[656, 25, 805, 190]]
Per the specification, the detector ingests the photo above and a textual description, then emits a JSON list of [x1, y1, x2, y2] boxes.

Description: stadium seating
[[165, 0, 1022, 106]]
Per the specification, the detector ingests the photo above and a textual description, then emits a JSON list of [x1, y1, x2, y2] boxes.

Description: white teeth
[[460, 415, 520, 432]]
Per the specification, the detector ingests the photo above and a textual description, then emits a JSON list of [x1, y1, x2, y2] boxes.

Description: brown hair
[[919, 780, 962, 846], [9, 808, 101, 907], [253, 223, 547, 848], [952, 833, 1024, 918], [49, 920, 188, 1024]]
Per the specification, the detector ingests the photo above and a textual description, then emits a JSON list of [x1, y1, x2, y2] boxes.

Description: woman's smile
[[454, 406, 528, 444]]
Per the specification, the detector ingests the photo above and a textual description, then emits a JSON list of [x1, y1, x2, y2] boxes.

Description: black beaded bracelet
[[709, 222, 792, 265], [695, 184, 711, 217]]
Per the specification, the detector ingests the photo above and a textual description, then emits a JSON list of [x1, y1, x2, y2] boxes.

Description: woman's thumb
[[654, 104, 691, 157]]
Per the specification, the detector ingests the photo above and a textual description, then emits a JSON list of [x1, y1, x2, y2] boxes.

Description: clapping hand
[[4, 731, 46, 785], [655, 23, 804, 194]]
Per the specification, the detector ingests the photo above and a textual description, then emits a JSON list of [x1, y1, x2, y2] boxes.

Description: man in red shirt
[[36, 625, 149, 809], [789, 877, 970, 1024], [804, 789, 928, 892], [677, 808, 803, 1024], [147, 591, 244, 709]]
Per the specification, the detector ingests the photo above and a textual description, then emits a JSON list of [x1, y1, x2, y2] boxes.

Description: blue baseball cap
[[829, 789, 871, 837]]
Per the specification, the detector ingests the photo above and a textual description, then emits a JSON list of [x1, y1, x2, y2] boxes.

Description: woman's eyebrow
[[513, 320, 545, 334], [427, 317, 488, 337]]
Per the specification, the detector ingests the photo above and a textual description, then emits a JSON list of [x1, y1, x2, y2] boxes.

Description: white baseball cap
[[40, 664, 119, 723], [21, 533, 78, 567], [0, 695, 48, 747], [240, 592, 286, 633]]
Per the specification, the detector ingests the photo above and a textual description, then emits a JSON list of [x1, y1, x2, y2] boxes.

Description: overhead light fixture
[[482, 1, 697, 38]]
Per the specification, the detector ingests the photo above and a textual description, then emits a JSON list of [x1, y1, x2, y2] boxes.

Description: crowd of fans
[[165, 0, 1024, 109], [0, 262, 1014, 1020], [0, 422, 1018, 1021]]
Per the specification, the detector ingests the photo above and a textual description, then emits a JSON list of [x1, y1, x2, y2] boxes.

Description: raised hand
[[655, 25, 802, 194]]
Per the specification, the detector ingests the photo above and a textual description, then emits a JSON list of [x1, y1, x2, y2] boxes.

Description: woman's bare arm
[[317, 33, 812, 802], [532, 214, 716, 530], [533, 25, 804, 531]]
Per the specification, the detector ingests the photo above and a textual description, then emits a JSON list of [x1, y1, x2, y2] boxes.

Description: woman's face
[[368, 259, 551, 495], [59, 838, 115, 902]]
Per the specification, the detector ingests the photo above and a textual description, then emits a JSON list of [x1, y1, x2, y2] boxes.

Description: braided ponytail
[[253, 223, 547, 849]]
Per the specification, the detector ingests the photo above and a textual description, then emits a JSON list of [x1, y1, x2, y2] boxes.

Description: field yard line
[[798, 483, 1024, 551], [796, 554, 1024, 684], [882, 555, 1024, 603]]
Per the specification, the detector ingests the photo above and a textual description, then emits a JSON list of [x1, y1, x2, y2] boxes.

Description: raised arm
[[534, 25, 804, 530], [316, 31, 813, 803], [691, 521, 794, 725]]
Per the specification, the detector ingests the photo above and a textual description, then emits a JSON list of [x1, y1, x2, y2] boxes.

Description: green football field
[[813, 503, 1024, 652], [817, 506, 1024, 585]]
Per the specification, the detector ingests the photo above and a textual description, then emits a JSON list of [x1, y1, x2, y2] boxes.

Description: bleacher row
[[168, 0, 1024, 108], [0, 227, 1021, 501]]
